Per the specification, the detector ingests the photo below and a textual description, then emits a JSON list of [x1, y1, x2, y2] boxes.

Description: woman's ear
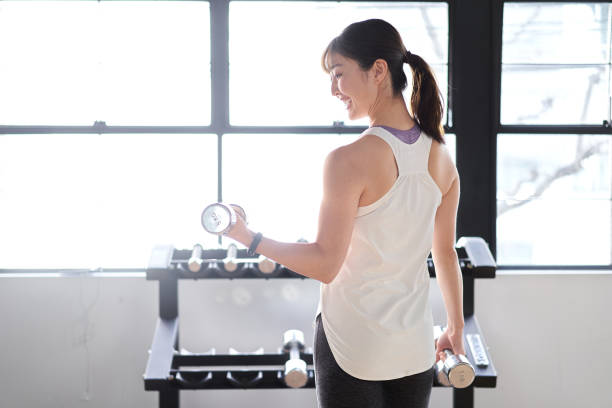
[[372, 59, 389, 85]]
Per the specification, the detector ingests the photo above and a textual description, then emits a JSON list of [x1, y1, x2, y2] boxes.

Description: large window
[[0, 1, 215, 269], [0, 0, 452, 271], [498, 2, 612, 267]]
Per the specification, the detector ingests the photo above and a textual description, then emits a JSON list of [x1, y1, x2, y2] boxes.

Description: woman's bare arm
[[225, 145, 363, 284]]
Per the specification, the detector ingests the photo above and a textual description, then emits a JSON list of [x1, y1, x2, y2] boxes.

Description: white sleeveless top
[[314, 126, 442, 380]]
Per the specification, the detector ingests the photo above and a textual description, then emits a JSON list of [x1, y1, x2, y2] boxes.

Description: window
[[0, 1, 214, 269], [501, 3, 610, 125], [0, 1, 211, 126], [0, 1, 453, 271], [229, 1, 449, 127], [497, 134, 610, 265], [0, 133, 218, 268], [498, 2, 612, 267]]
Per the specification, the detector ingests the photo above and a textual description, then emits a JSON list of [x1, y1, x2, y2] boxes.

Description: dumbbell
[[215, 243, 249, 278], [251, 255, 281, 278], [188, 244, 204, 272], [282, 329, 308, 388], [222, 243, 240, 273], [433, 325, 475, 388], [201, 202, 247, 235]]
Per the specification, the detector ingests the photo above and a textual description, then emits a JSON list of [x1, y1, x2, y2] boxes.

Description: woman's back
[[357, 126, 456, 208], [315, 124, 455, 381]]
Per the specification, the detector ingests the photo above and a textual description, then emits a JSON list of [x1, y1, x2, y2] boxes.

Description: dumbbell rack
[[143, 237, 497, 408]]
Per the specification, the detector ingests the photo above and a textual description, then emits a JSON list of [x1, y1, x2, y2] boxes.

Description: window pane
[[0, 134, 218, 269], [0, 1, 211, 126], [229, 1, 448, 126], [501, 65, 609, 125], [497, 134, 611, 265], [503, 3, 610, 64], [501, 3, 611, 125], [222, 134, 360, 244]]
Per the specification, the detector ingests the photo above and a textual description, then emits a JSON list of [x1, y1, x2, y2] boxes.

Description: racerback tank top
[[314, 124, 442, 380]]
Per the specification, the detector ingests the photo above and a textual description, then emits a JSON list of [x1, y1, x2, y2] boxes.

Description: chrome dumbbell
[[217, 243, 248, 278], [282, 330, 308, 388], [201, 203, 246, 235], [223, 243, 240, 273], [250, 254, 281, 278], [433, 325, 475, 388], [188, 244, 204, 272]]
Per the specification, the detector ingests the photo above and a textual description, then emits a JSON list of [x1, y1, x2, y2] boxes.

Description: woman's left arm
[[225, 146, 363, 284]]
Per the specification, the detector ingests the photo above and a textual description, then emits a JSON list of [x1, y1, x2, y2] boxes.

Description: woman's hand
[[435, 327, 466, 363], [223, 204, 254, 247]]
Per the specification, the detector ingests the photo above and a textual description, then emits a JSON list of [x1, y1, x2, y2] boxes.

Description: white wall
[[0, 272, 609, 408]]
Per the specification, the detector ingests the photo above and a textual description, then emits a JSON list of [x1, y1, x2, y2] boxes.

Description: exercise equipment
[[282, 330, 308, 388], [201, 203, 246, 235], [433, 325, 475, 388], [143, 236, 497, 408], [188, 244, 204, 273], [222, 244, 239, 273], [466, 333, 490, 368], [255, 255, 279, 276]]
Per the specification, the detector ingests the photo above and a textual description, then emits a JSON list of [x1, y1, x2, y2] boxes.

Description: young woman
[[224, 18, 464, 408]]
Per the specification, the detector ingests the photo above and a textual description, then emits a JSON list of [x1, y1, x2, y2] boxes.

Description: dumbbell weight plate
[[201, 203, 246, 235], [253, 257, 282, 278], [216, 262, 247, 278], [435, 360, 451, 386], [282, 329, 307, 388], [445, 354, 475, 389], [284, 358, 308, 388]]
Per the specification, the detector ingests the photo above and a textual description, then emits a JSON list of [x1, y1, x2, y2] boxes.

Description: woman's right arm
[[431, 162, 466, 359]]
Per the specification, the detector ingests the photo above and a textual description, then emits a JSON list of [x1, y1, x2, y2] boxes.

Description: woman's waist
[[321, 279, 432, 334]]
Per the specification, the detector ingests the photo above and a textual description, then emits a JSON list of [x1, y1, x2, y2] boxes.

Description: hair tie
[[404, 50, 413, 63]]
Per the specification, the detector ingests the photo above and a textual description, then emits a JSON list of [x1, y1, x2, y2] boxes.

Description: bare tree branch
[[498, 140, 607, 216], [499, 48, 607, 219]]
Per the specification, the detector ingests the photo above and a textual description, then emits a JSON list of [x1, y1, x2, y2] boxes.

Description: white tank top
[[314, 125, 442, 380]]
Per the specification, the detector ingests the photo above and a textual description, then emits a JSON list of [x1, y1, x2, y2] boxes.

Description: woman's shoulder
[[428, 136, 458, 195], [324, 133, 391, 177], [329, 132, 390, 158], [350, 131, 393, 155]]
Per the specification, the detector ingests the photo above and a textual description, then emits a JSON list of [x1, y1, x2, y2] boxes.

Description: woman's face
[[327, 52, 378, 121]]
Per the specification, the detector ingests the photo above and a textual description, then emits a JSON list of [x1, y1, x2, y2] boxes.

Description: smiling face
[[327, 52, 379, 121]]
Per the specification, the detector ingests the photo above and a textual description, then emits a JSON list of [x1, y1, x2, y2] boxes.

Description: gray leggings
[[313, 314, 434, 408]]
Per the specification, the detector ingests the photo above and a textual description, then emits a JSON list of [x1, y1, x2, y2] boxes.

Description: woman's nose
[[330, 80, 339, 97]]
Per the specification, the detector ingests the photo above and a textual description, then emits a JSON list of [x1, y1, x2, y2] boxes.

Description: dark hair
[[321, 19, 445, 144]]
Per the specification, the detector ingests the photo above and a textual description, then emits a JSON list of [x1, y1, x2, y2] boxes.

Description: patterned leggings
[[313, 314, 434, 408]]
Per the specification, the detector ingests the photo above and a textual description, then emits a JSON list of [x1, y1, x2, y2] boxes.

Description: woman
[[225, 19, 464, 408]]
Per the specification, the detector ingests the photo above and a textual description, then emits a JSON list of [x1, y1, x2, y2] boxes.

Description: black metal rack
[[144, 236, 497, 408]]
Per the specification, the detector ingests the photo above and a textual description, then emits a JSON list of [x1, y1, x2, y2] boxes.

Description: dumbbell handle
[[288, 346, 301, 361]]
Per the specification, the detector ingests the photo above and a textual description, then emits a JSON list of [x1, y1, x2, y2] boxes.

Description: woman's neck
[[369, 95, 415, 130]]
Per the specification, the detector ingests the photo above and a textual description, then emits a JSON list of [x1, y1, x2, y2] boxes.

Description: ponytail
[[404, 50, 446, 144]]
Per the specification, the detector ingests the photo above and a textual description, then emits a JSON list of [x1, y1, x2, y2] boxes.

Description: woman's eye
[[335, 73, 342, 79]]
